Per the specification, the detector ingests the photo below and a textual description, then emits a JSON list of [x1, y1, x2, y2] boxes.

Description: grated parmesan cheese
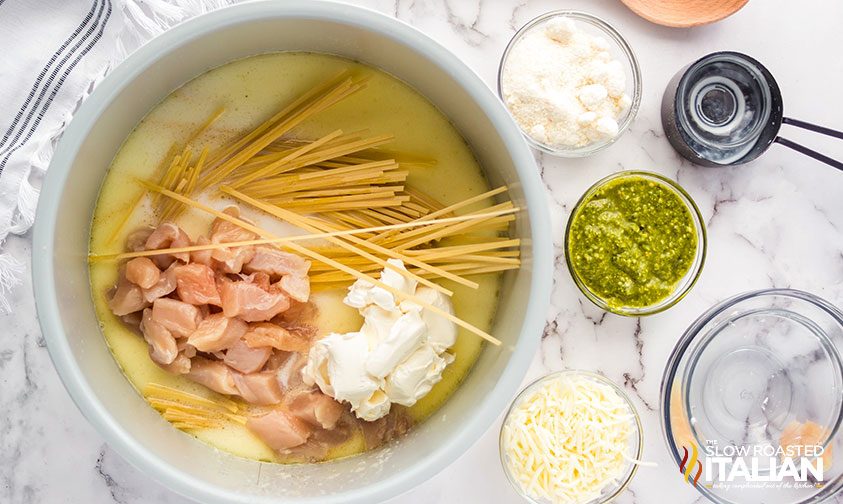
[[502, 373, 637, 503], [501, 17, 632, 149]]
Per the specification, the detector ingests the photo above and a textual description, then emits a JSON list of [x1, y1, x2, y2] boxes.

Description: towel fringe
[[0, 252, 24, 312], [119, 0, 236, 42], [9, 175, 39, 235]]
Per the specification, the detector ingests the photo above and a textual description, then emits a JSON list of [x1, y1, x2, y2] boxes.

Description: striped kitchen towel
[[0, 0, 237, 311]]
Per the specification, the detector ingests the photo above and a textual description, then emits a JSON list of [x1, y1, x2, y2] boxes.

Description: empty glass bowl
[[661, 289, 843, 504]]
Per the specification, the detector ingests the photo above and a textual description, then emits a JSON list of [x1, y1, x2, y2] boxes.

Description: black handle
[[783, 117, 843, 140], [774, 136, 843, 171]]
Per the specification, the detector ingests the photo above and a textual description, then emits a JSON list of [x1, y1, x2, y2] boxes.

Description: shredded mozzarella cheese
[[502, 374, 636, 503]]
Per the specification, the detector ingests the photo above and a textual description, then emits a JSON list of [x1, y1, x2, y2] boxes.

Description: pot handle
[[775, 117, 843, 172]]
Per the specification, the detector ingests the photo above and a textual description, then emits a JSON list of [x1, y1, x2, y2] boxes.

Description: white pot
[[32, 2, 553, 503]]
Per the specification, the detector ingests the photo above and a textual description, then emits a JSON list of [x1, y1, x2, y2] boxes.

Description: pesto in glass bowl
[[565, 171, 706, 316]]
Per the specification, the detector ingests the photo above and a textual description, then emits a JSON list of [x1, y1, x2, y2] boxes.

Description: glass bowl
[[497, 11, 642, 157], [661, 289, 843, 504], [564, 171, 707, 316], [499, 370, 643, 504]]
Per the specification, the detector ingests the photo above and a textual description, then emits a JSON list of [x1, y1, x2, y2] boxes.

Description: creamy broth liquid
[[89, 53, 501, 463]]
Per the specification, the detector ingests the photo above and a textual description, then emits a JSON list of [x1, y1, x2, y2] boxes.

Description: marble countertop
[[3, 0, 843, 502]]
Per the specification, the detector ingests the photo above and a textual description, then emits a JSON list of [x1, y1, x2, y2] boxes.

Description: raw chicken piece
[[246, 409, 312, 451], [276, 300, 318, 325], [190, 235, 213, 266], [243, 322, 310, 353], [140, 308, 178, 365], [278, 274, 310, 303], [286, 390, 344, 429], [177, 340, 197, 358], [288, 422, 352, 461], [121, 312, 143, 327], [141, 263, 178, 303], [145, 222, 191, 269], [108, 275, 149, 316], [275, 351, 306, 390], [244, 247, 311, 279], [360, 408, 413, 450], [224, 339, 272, 374], [126, 228, 154, 252], [209, 207, 258, 274], [273, 302, 318, 342], [242, 249, 312, 309], [156, 353, 191, 375], [174, 263, 221, 306], [282, 323, 318, 342], [286, 440, 331, 461], [312, 421, 352, 444], [125, 257, 160, 290], [218, 276, 290, 322], [187, 357, 238, 395], [264, 350, 291, 372], [232, 371, 283, 405], [188, 313, 247, 352], [212, 246, 255, 275], [151, 298, 201, 337], [243, 271, 271, 290], [210, 206, 258, 243]]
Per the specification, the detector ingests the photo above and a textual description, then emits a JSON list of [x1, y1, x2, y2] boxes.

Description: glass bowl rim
[[496, 10, 643, 157], [563, 170, 708, 316], [659, 288, 843, 504], [499, 369, 644, 504]]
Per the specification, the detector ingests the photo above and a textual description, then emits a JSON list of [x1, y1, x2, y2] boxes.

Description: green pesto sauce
[[567, 175, 697, 309]]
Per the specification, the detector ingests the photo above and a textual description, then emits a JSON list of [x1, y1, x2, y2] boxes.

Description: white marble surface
[[3, 0, 843, 503]]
